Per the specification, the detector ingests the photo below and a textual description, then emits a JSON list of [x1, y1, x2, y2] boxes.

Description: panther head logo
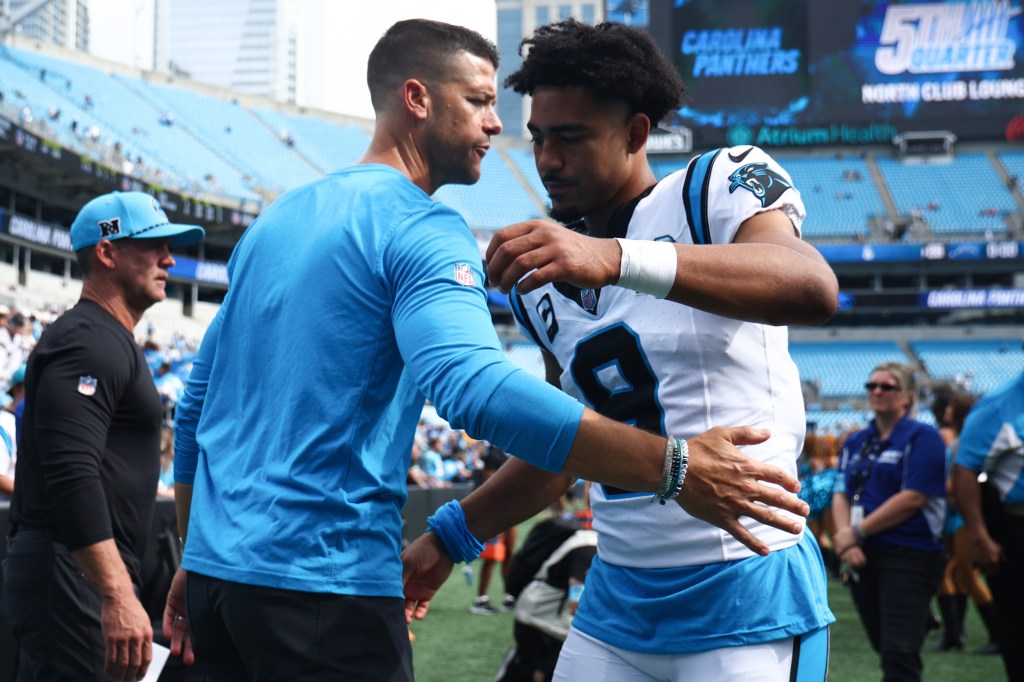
[[728, 162, 793, 208]]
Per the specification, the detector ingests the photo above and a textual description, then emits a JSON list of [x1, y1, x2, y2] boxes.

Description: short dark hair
[[367, 19, 499, 111], [75, 246, 95, 279], [505, 19, 685, 127]]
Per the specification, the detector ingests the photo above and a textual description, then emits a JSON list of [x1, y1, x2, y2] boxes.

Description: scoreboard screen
[[645, 0, 1024, 148]]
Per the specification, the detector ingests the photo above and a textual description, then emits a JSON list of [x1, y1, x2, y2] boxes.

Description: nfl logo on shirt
[[453, 263, 476, 287], [581, 288, 598, 313], [78, 376, 97, 397]]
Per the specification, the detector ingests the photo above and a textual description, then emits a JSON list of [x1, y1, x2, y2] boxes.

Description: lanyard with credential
[[849, 436, 883, 506]]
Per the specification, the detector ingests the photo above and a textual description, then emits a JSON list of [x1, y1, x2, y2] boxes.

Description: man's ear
[[626, 112, 651, 154], [94, 240, 118, 271], [403, 78, 431, 121]]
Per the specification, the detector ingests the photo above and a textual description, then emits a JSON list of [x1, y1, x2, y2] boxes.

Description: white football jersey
[[511, 146, 808, 568]]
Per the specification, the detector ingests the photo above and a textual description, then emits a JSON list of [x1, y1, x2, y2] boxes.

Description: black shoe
[[935, 639, 964, 652], [974, 641, 1001, 655]]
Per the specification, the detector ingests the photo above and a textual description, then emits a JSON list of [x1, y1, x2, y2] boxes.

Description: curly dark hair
[[505, 19, 686, 126]]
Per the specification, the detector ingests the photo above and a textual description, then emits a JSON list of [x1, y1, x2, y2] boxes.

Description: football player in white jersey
[[405, 19, 839, 681]]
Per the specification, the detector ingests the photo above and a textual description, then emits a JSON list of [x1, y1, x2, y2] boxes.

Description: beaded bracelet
[[426, 500, 484, 564], [656, 437, 681, 505], [657, 437, 689, 505]]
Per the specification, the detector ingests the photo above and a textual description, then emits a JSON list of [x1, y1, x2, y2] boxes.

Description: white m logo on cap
[[99, 218, 121, 238]]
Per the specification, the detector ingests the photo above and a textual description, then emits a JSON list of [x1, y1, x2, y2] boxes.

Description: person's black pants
[[2, 529, 109, 681], [983, 484, 1024, 682], [186, 571, 414, 681], [495, 621, 564, 682], [848, 545, 944, 682]]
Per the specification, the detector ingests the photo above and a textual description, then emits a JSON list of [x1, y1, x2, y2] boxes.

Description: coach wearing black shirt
[[3, 192, 202, 681]]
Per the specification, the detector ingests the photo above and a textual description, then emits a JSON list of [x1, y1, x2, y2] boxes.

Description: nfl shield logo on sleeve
[[78, 376, 97, 397], [454, 263, 476, 287]]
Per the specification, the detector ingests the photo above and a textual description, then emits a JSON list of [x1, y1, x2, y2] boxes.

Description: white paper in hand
[[140, 643, 171, 682]]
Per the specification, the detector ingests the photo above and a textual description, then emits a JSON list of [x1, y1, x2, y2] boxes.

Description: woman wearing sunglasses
[[832, 362, 948, 682]]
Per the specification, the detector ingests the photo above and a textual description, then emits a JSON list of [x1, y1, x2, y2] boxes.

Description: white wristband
[[614, 238, 678, 298]]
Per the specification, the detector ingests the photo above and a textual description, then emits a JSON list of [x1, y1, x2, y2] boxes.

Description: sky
[[86, 0, 497, 119]]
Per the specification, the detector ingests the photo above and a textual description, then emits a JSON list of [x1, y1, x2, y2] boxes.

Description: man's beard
[[548, 203, 583, 225]]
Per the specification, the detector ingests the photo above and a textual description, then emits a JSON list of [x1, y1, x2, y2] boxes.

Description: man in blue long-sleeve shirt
[[162, 19, 810, 680]]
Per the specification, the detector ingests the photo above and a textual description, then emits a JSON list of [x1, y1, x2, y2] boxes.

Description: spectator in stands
[[952, 357, 1024, 681], [419, 436, 446, 479], [833, 362, 947, 682], [7, 363, 26, 440], [165, 19, 810, 680], [154, 359, 185, 417], [157, 423, 176, 499], [443, 449, 473, 483], [0, 312, 34, 383], [2, 191, 204, 680], [0, 366, 19, 502]]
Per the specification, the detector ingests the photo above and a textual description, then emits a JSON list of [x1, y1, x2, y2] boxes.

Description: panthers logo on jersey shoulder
[[728, 162, 793, 208]]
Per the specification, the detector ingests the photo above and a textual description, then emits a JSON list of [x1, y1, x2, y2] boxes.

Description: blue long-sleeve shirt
[[175, 165, 584, 597]]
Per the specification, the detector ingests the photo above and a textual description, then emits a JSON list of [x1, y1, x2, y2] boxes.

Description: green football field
[[409, 518, 1006, 682]]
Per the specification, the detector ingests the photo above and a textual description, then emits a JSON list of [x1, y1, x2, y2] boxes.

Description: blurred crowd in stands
[[407, 418, 486, 489]]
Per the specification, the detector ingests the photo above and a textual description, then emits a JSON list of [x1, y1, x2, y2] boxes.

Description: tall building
[[5, 0, 89, 51], [495, 0, 602, 138], [154, 0, 298, 103]]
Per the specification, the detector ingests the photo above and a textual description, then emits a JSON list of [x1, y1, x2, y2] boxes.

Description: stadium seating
[[910, 339, 1024, 395], [3, 46, 261, 203], [433, 151, 545, 230], [805, 407, 872, 435], [777, 156, 881, 240], [789, 341, 908, 399], [504, 148, 550, 206], [876, 154, 1013, 234], [251, 107, 370, 175], [996, 151, 1024, 194], [122, 79, 322, 194]]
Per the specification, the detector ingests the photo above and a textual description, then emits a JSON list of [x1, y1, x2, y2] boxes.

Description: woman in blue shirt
[[832, 362, 947, 682]]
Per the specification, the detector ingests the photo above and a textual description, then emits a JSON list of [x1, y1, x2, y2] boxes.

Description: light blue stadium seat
[[252, 108, 369, 175], [790, 341, 907, 399], [4, 47, 260, 202], [777, 157, 880, 240], [433, 152, 545, 231], [996, 151, 1024, 194], [124, 80, 321, 194], [505, 148, 549, 209], [805, 408, 872, 435], [876, 154, 1012, 234], [911, 339, 1023, 395]]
